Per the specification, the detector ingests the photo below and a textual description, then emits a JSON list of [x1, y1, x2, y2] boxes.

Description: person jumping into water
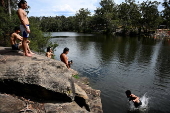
[[125, 90, 142, 108]]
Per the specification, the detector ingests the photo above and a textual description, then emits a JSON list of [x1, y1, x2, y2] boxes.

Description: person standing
[[17, 0, 32, 57]]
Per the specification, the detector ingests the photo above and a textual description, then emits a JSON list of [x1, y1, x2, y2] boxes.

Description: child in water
[[46, 47, 54, 58], [125, 90, 142, 108]]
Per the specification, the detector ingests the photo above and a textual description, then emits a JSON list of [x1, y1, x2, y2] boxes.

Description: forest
[[31, 0, 170, 35], [0, 0, 170, 50]]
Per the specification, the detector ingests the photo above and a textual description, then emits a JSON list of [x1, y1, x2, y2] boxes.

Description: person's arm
[[131, 94, 139, 102], [14, 34, 23, 41], [17, 9, 30, 33], [46, 52, 51, 58]]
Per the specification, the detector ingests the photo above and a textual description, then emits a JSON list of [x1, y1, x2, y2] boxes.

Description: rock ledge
[[0, 47, 103, 113]]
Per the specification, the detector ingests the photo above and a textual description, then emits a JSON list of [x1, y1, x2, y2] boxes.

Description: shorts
[[134, 101, 142, 108], [12, 44, 20, 50], [20, 24, 30, 38]]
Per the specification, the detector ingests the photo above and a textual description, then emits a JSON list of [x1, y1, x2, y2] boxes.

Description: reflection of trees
[[98, 35, 117, 62], [75, 35, 118, 63], [154, 45, 170, 86], [75, 36, 92, 55], [75, 35, 168, 70]]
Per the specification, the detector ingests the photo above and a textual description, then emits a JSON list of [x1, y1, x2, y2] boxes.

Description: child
[[125, 90, 142, 108], [46, 47, 54, 58]]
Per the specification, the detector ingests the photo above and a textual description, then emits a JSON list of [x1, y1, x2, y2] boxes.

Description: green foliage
[[0, 1, 57, 52], [21, 0, 166, 35], [0, 2, 20, 46], [162, 0, 170, 27], [72, 75, 80, 79], [28, 17, 58, 52], [94, 0, 118, 33], [28, 19, 47, 52], [75, 8, 91, 32], [40, 16, 76, 32], [140, 0, 161, 30], [118, 0, 140, 27], [0, 0, 168, 39]]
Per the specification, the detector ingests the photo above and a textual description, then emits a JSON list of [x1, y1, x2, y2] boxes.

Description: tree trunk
[[8, 0, 11, 19]]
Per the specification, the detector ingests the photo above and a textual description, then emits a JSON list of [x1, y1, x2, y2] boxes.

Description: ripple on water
[[52, 34, 170, 113]]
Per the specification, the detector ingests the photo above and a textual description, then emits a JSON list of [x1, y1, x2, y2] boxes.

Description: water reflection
[[51, 32, 170, 113]]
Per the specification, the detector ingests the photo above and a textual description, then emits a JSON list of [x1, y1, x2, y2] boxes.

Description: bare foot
[[25, 53, 32, 57], [29, 52, 35, 55]]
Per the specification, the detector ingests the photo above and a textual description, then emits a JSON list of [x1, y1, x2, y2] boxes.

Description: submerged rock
[[0, 47, 103, 113]]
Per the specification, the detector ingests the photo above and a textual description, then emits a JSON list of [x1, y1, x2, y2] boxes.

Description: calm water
[[50, 32, 170, 113]]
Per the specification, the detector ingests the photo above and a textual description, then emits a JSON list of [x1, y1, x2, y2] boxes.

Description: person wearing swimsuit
[[125, 90, 142, 108], [17, 0, 32, 57]]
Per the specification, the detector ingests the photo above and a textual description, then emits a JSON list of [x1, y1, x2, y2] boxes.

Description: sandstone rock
[[0, 47, 103, 113], [74, 83, 89, 100], [0, 94, 24, 113]]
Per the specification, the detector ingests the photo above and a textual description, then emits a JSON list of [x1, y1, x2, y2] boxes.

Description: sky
[[27, 0, 164, 17]]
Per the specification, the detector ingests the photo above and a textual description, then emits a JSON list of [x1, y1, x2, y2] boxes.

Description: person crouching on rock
[[60, 47, 73, 69], [46, 47, 54, 58], [10, 26, 34, 55], [125, 90, 142, 108]]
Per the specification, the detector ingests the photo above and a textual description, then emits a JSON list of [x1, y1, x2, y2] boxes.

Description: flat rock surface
[[0, 47, 103, 113]]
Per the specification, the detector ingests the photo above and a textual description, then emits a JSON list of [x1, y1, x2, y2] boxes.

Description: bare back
[[60, 53, 68, 63], [10, 33, 22, 45]]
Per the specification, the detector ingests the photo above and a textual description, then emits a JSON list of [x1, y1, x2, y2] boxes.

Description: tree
[[8, 0, 11, 18], [118, 0, 141, 35], [75, 8, 91, 32], [162, 0, 170, 28], [140, 0, 161, 31], [0, 0, 20, 46], [95, 0, 118, 33]]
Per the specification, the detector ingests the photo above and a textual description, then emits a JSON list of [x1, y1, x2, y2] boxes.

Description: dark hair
[[18, 0, 27, 8], [63, 47, 69, 53], [14, 26, 20, 31], [125, 90, 131, 98], [47, 47, 51, 52]]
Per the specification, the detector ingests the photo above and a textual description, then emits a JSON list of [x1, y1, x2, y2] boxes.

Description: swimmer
[[125, 90, 142, 108]]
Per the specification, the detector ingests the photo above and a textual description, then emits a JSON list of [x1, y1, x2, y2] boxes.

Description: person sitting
[[60, 47, 72, 69], [125, 90, 142, 108], [10, 26, 34, 55], [46, 47, 54, 58]]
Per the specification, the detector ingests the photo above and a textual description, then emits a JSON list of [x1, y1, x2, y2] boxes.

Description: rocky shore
[[0, 47, 103, 113]]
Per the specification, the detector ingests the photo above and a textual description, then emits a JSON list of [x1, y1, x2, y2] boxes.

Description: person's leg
[[27, 43, 34, 54], [18, 43, 22, 50], [22, 38, 32, 57], [20, 25, 32, 56]]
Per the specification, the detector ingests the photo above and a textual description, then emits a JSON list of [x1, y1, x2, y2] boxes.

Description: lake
[[50, 32, 170, 113]]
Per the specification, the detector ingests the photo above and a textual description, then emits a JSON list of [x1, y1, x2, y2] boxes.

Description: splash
[[129, 93, 149, 112]]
